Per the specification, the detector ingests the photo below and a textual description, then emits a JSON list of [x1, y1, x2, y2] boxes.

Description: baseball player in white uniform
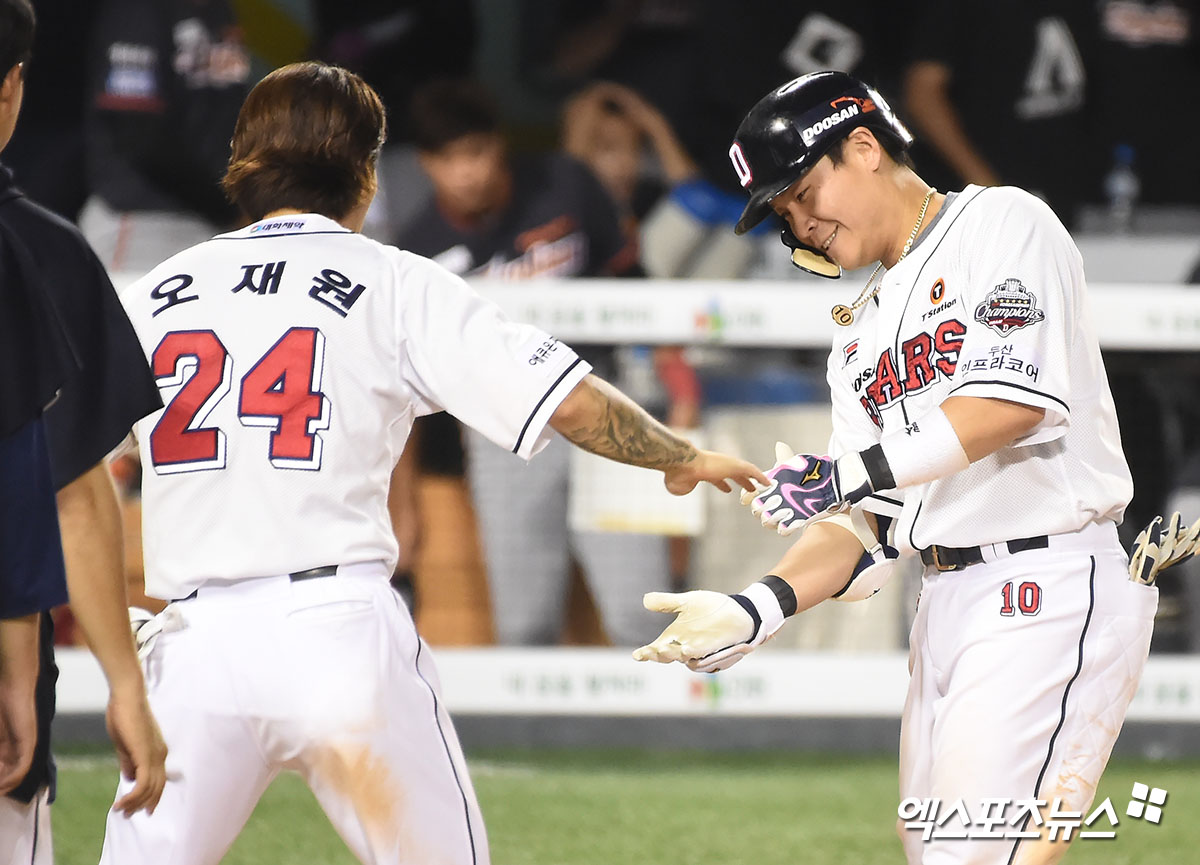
[[101, 62, 765, 865], [634, 72, 1172, 865]]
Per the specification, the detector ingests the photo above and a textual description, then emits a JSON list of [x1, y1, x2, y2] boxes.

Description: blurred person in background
[[1089, 0, 1200, 209], [560, 80, 701, 428], [561, 81, 698, 238], [561, 80, 704, 585], [519, 0, 701, 137], [0, 1, 168, 860], [903, 0, 1099, 229], [312, 0, 477, 242], [398, 78, 680, 647], [1, 0, 98, 222], [80, 0, 251, 276], [1089, 0, 1200, 650]]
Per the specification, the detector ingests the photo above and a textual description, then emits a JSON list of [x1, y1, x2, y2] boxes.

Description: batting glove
[[129, 608, 160, 662], [632, 577, 798, 673], [740, 442, 880, 535], [128, 606, 185, 662], [1129, 511, 1200, 585]]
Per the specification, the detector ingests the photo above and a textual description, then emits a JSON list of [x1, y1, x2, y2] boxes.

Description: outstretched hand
[[632, 591, 758, 673], [662, 450, 768, 496]]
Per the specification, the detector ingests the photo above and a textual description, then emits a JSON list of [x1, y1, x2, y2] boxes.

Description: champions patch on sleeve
[[973, 278, 1045, 337]]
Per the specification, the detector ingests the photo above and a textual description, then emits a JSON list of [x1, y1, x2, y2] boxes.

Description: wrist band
[[732, 575, 798, 643], [759, 574, 798, 616], [878, 406, 969, 488]]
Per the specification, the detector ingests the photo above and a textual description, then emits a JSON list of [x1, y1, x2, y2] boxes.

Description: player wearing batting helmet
[[637, 70, 1168, 865]]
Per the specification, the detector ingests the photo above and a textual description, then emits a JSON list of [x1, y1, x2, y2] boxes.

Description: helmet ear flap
[[780, 226, 841, 278]]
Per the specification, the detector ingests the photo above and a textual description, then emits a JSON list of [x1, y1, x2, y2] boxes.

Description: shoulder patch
[[973, 278, 1045, 336]]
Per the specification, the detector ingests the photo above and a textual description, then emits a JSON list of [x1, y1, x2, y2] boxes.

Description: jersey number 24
[[149, 327, 330, 473]]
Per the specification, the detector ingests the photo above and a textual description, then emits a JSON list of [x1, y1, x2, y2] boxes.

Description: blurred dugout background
[[15, 0, 1200, 658]]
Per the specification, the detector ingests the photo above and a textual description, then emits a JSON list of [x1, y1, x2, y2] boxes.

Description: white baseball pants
[[99, 564, 488, 865], [899, 521, 1156, 865], [0, 787, 52, 865]]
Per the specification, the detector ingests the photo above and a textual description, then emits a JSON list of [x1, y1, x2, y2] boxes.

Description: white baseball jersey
[[119, 214, 590, 599], [826, 185, 1132, 551]]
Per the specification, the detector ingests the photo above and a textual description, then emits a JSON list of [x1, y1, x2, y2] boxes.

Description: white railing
[[108, 276, 1200, 351], [55, 646, 1200, 721]]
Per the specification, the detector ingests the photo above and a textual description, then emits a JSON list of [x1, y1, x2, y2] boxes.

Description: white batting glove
[[633, 591, 755, 664], [687, 642, 759, 674], [129, 607, 159, 662], [128, 606, 185, 662], [633, 579, 795, 672], [1129, 512, 1200, 585]]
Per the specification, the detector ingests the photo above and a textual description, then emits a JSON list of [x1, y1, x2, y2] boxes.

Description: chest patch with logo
[[974, 278, 1045, 336]]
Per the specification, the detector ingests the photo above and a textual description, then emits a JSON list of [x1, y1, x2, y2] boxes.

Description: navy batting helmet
[[728, 71, 913, 274]]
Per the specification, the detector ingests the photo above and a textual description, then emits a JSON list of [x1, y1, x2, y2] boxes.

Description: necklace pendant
[[831, 304, 855, 327]]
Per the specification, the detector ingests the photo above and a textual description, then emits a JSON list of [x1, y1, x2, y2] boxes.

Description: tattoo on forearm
[[563, 379, 697, 470]]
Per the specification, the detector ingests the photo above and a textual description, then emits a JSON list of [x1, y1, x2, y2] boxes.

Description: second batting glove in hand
[[741, 442, 880, 535]]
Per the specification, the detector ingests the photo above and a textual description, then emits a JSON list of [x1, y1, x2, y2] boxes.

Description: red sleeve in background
[[654, 346, 702, 407]]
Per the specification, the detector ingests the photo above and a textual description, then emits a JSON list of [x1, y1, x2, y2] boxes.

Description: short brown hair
[[409, 79, 500, 152], [223, 62, 387, 222]]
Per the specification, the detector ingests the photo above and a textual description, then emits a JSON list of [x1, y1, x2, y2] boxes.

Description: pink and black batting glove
[[741, 442, 891, 535]]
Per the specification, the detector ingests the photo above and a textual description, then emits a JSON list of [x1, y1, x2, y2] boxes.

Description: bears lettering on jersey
[[857, 319, 966, 428]]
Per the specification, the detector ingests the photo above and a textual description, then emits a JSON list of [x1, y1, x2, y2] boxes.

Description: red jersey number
[[149, 328, 329, 473], [149, 331, 232, 473], [238, 328, 330, 469]]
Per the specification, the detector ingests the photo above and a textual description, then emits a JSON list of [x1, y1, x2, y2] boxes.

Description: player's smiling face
[[770, 128, 884, 272]]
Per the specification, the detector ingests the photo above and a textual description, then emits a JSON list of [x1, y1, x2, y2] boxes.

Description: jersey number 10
[[149, 327, 330, 473], [1000, 580, 1042, 617]]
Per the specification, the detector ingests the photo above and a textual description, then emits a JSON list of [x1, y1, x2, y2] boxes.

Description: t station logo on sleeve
[[974, 278, 1045, 336]]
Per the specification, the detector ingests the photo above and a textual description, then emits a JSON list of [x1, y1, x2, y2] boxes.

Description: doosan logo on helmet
[[800, 96, 876, 147]]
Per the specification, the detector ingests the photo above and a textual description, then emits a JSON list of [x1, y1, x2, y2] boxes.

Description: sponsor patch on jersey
[[930, 278, 945, 304], [973, 278, 1045, 337], [842, 339, 859, 366], [250, 219, 306, 234]]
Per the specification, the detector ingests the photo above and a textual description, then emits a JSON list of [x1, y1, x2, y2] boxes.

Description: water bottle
[[1103, 144, 1140, 233]]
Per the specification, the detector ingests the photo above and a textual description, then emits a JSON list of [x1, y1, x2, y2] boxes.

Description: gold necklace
[[831, 188, 936, 327]]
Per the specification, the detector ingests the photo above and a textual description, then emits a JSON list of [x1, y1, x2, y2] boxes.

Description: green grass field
[[50, 746, 1199, 864]]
